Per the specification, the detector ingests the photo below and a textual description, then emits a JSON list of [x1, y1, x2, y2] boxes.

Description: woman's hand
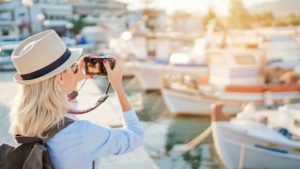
[[103, 57, 124, 92], [104, 57, 132, 112]]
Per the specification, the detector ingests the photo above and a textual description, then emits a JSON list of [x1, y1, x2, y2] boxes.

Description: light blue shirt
[[46, 110, 144, 169]]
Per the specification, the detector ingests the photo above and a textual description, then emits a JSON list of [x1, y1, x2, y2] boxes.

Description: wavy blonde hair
[[9, 75, 69, 139]]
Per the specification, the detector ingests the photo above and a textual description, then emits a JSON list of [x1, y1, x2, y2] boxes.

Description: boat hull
[[135, 64, 207, 91], [161, 88, 241, 115], [212, 122, 300, 169]]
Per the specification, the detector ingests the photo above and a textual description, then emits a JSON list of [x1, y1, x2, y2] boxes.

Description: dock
[[0, 72, 158, 169], [0, 72, 17, 145]]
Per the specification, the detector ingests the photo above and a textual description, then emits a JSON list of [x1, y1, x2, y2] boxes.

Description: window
[[0, 49, 13, 58], [234, 55, 256, 65]]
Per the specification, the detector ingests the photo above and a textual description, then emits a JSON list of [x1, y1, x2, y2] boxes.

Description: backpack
[[0, 117, 74, 169]]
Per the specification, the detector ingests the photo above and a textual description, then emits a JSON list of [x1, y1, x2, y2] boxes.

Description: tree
[[287, 14, 300, 26], [143, 8, 162, 31], [228, 0, 250, 28], [273, 14, 300, 27], [171, 11, 193, 20], [71, 16, 86, 35], [251, 12, 274, 27], [202, 8, 217, 29]]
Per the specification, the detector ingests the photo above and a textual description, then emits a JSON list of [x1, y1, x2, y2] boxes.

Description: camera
[[84, 56, 115, 76]]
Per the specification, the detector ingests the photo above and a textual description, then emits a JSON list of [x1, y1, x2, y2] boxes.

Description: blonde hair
[[9, 75, 69, 139]]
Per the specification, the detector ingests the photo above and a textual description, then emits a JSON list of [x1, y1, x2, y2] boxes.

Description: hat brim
[[14, 48, 83, 85]]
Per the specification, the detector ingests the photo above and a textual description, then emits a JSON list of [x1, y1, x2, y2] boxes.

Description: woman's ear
[[56, 73, 64, 85]]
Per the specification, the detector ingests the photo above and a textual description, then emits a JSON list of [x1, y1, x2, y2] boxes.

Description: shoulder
[[66, 120, 92, 130], [52, 120, 91, 137], [49, 120, 104, 142], [64, 119, 110, 133], [50, 118, 112, 144]]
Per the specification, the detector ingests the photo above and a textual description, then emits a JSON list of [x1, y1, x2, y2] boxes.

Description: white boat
[[161, 85, 241, 116], [160, 48, 300, 116], [263, 35, 300, 69], [123, 61, 140, 78], [133, 30, 211, 91], [211, 104, 300, 169], [135, 61, 207, 91], [161, 76, 300, 116]]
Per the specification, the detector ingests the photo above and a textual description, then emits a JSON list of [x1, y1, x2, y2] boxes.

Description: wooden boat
[[161, 46, 300, 116], [211, 104, 300, 169], [161, 75, 300, 116]]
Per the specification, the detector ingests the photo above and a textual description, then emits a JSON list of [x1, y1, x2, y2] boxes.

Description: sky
[[115, 0, 280, 16]]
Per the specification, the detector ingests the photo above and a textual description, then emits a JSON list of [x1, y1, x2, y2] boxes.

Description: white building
[[0, 1, 27, 37], [71, 0, 127, 37], [31, 1, 73, 36], [0, 0, 128, 38], [0, 0, 73, 37]]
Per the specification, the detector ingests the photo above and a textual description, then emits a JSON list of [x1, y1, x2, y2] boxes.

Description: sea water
[[95, 77, 225, 169]]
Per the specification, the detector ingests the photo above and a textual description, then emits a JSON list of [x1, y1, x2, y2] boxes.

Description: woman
[[9, 30, 144, 169]]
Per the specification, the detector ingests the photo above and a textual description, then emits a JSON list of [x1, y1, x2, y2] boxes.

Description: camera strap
[[67, 81, 111, 115]]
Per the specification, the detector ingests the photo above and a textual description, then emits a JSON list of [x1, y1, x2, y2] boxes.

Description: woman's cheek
[[71, 76, 78, 91]]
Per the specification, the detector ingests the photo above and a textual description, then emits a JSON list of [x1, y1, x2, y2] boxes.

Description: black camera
[[84, 56, 115, 76]]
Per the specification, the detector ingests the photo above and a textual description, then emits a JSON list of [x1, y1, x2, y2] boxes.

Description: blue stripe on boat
[[254, 144, 288, 154]]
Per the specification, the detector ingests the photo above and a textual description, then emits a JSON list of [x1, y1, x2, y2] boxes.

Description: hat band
[[20, 48, 71, 80]]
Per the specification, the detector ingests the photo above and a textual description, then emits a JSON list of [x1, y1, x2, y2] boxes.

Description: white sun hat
[[12, 30, 83, 85]]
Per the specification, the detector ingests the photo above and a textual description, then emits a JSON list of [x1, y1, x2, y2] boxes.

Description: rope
[[238, 144, 245, 169], [181, 126, 212, 152], [171, 126, 212, 154]]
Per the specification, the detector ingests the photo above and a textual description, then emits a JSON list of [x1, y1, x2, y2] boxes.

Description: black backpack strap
[[15, 117, 74, 144], [43, 117, 74, 142], [15, 136, 42, 144]]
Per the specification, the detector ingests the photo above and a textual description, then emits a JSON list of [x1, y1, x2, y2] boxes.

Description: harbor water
[[95, 76, 225, 169]]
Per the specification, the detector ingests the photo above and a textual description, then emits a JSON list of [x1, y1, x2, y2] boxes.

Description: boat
[[123, 61, 140, 78], [211, 103, 300, 169], [160, 74, 242, 116], [161, 48, 300, 116], [263, 35, 300, 69], [135, 60, 207, 91], [131, 23, 214, 91], [133, 35, 210, 91]]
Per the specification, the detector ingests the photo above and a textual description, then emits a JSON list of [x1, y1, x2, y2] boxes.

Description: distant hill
[[248, 0, 300, 17]]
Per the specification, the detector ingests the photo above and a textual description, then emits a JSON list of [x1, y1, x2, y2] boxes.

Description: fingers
[[103, 59, 112, 74], [78, 57, 85, 70], [112, 57, 121, 69]]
